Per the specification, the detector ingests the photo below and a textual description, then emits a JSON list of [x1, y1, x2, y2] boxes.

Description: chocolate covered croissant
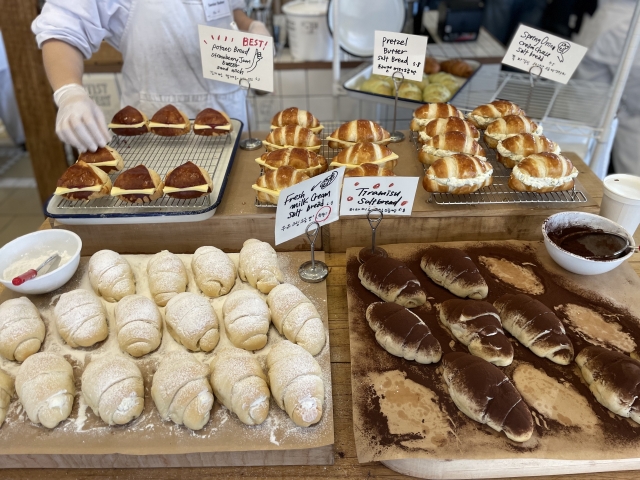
[[256, 148, 327, 177], [329, 142, 398, 170], [327, 120, 390, 149], [411, 103, 464, 131], [359, 256, 427, 308], [264, 126, 321, 152], [109, 105, 149, 136], [252, 165, 310, 204], [421, 246, 488, 298], [419, 131, 486, 166], [54, 161, 112, 201], [423, 154, 493, 194], [77, 146, 123, 174], [193, 108, 232, 136], [163, 161, 212, 199], [149, 104, 190, 136], [509, 152, 578, 193], [112, 165, 164, 203], [271, 107, 323, 133]]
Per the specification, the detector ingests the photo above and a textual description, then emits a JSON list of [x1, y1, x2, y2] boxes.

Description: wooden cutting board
[[347, 241, 640, 479]]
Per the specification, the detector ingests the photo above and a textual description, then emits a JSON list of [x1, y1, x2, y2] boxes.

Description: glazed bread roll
[[151, 352, 213, 430], [77, 146, 123, 174], [114, 294, 163, 357], [147, 250, 188, 306], [468, 100, 524, 129], [267, 340, 324, 427], [109, 105, 149, 136], [509, 152, 578, 193], [428, 72, 457, 85], [327, 120, 391, 149], [264, 126, 321, 152], [440, 59, 474, 78], [442, 352, 534, 442], [494, 293, 574, 365], [0, 297, 45, 362], [418, 116, 479, 143], [360, 77, 393, 96], [267, 283, 326, 355], [191, 246, 237, 298], [88, 250, 136, 302], [165, 292, 219, 352], [271, 107, 323, 133], [423, 154, 493, 194], [422, 84, 452, 103], [256, 148, 327, 177], [397, 82, 423, 101], [163, 161, 213, 199], [81, 355, 144, 426], [54, 289, 108, 348], [149, 104, 190, 136], [222, 290, 271, 351], [193, 108, 232, 136], [439, 299, 513, 366], [112, 165, 164, 204], [484, 115, 541, 149], [497, 133, 560, 168], [252, 166, 310, 205], [343, 163, 395, 177], [359, 256, 427, 308], [420, 246, 488, 299], [0, 369, 13, 426], [366, 302, 442, 364], [419, 131, 486, 166], [423, 56, 441, 74], [405, 72, 430, 91], [238, 238, 284, 294], [410, 103, 464, 131], [329, 142, 398, 170], [210, 347, 270, 425], [54, 161, 112, 201], [16, 352, 75, 429]]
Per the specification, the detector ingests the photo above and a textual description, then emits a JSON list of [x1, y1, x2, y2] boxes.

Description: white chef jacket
[[574, 0, 640, 175], [31, 0, 249, 123]]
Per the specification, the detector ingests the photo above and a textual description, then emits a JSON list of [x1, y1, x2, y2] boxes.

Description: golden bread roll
[[264, 126, 321, 152], [468, 100, 524, 129], [77, 146, 123, 174], [509, 152, 578, 193], [329, 142, 398, 170], [360, 77, 394, 96], [428, 72, 457, 84], [256, 148, 327, 177], [327, 120, 391, 149], [497, 133, 560, 168], [54, 161, 112, 201], [109, 106, 149, 136], [271, 107, 323, 133], [419, 131, 486, 165], [439, 77, 461, 95], [163, 161, 212, 199], [193, 108, 232, 136], [422, 83, 451, 103], [252, 165, 310, 204], [411, 103, 464, 131], [343, 163, 395, 177], [112, 165, 164, 203], [418, 116, 479, 143], [423, 153, 493, 194], [149, 104, 190, 136], [397, 82, 423, 101], [440, 59, 474, 78], [404, 73, 430, 91], [484, 115, 541, 148], [423, 56, 441, 74]]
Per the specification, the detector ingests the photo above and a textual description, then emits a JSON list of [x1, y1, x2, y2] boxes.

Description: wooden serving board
[[0, 251, 333, 468], [346, 241, 640, 479]]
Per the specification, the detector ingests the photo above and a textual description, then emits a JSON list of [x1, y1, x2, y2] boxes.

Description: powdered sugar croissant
[[192, 246, 237, 298], [88, 250, 136, 302], [0, 369, 13, 426], [238, 239, 284, 294], [54, 289, 108, 348], [222, 290, 271, 351], [0, 297, 45, 362], [114, 294, 163, 357], [165, 292, 219, 352], [147, 250, 188, 306]]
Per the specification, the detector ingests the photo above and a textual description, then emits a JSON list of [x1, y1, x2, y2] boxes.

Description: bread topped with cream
[[418, 116, 479, 143], [263, 126, 321, 152], [109, 106, 149, 136], [418, 131, 486, 166], [252, 165, 310, 205], [55, 161, 112, 201], [508, 152, 578, 193], [112, 165, 164, 203], [271, 107, 323, 133], [423, 153, 493, 194], [410, 103, 464, 131], [329, 142, 398, 171], [467, 100, 524, 129], [484, 115, 542, 149], [77, 146, 124, 174], [327, 120, 390, 149], [497, 133, 560, 168], [149, 105, 190, 136], [256, 148, 327, 177], [163, 161, 213, 199], [193, 108, 232, 136]]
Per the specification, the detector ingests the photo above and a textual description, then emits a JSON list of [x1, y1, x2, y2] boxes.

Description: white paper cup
[[600, 174, 640, 234]]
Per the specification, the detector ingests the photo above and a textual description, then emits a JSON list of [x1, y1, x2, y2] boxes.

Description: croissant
[[81, 355, 144, 425], [222, 290, 271, 351], [359, 256, 427, 308], [411, 103, 464, 131], [484, 115, 541, 148], [271, 107, 323, 133], [366, 302, 442, 364], [114, 294, 163, 357], [329, 142, 398, 170], [192, 246, 237, 297], [146, 250, 188, 306], [419, 131, 486, 166], [497, 133, 560, 168], [327, 120, 391, 149], [418, 116, 479, 143], [468, 100, 524, 129], [0, 297, 45, 362], [343, 163, 395, 177], [238, 238, 284, 293], [494, 293, 574, 365], [267, 283, 326, 355], [423, 154, 493, 194], [252, 165, 310, 205], [256, 148, 327, 177], [420, 246, 488, 298], [16, 352, 75, 429], [0, 369, 13, 426], [264, 126, 321, 152], [267, 340, 324, 427], [54, 289, 108, 348], [165, 292, 219, 352], [151, 352, 213, 430], [509, 152, 578, 193], [440, 59, 474, 78], [210, 347, 270, 425], [88, 250, 136, 302], [442, 352, 534, 442], [423, 56, 441, 74]]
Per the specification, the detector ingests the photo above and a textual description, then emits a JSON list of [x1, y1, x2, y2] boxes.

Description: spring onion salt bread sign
[[372, 31, 429, 82]]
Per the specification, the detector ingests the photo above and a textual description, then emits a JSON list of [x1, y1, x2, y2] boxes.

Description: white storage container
[[282, 0, 332, 61]]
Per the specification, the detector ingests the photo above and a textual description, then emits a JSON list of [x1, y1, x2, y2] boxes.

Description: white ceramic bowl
[[542, 212, 635, 275], [0, 230, 82, 295]]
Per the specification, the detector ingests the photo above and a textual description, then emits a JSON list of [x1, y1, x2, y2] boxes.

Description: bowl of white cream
[[0, 229, 82, 294]]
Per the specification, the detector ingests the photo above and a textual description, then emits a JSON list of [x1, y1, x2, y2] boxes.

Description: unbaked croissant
[[16, 352, 75, 428], [423, 154, 493, 194], [484, 114, 541, 148], [210, 346, 270, 425], [0, 297, 45, 362], [81, 355, 144, 425], [497, 133, 560, 168], [151, 351, 213, 430], [329, 142, 398, 170], [252, 165, 310, 205], [147, 250, 188, 306], [343, 163, 395, 177], [54, 289, 108, 348], [509, 152, 578, 193], [271, 107, 323, 133], [420, 246, 488, 298], [238, 238, 284, 293], [267, 283, 326, 355], [192, 246, 237, 298], [418, 116, 479, 143], [411, 103, 464, 131], [0, 369, 13, 426], [88, 250, 136, 302], [327, 120, 391, 149], [222, 290, 271, 351], [419, 131, 486, 165], [359, 256, 427, 308], [440, 59, 474, 78], [267, 340, 324, 427], [165, 292, 219, 352], [114, 294, 163, 357], [467, 100, 524, 129], [256, 148, 327, 177], [264, 126, 321, 152]]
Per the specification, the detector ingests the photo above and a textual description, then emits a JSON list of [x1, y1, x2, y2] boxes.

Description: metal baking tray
[[45, 119, 243, 225]]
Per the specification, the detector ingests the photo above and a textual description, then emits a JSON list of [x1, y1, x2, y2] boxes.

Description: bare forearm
[[233, 9, 253, 31], [42, 39, 85, 91]]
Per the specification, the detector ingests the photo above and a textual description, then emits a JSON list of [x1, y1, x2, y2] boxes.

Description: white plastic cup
[[600, 174, 640, 234], [282, 0, 333, 61]]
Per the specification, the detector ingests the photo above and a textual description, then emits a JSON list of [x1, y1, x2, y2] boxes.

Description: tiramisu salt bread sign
[[373, 31, 428, 82], [340, 177, 419, 216]]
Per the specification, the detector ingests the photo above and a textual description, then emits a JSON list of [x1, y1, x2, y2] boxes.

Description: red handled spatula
[[12, 254, 61, 286]]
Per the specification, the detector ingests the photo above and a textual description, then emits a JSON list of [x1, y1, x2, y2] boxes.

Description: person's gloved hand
[[248, 20, 271, 37], [53, 84, 111, 153]]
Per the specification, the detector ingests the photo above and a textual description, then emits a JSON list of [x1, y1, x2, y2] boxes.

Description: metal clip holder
[[524, 65, 542, 114], [358, 209, 388, 263], [389, 71, 405, 143], [239, 79, 263, 150], [299, 222, 329, 283]]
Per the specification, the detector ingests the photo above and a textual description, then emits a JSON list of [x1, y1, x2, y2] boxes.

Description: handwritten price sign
[[275, 168, 345, 245], [372, 31, 429, 82], [198, 25, 274, 92], [340, 176, 419, 216], [502, 25, 587, 84]]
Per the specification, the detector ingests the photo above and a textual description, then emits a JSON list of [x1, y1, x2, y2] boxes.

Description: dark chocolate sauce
[[548, 226, 629, 260]]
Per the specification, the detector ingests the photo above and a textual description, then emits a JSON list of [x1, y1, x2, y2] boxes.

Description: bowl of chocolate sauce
[[542, 212, 636, 275]]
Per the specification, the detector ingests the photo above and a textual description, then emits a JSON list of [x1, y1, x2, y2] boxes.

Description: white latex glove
[[53, 84, 111, 153], [248, 20, 270, 37]]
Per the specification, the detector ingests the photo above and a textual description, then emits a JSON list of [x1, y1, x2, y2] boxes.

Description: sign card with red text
[[502, 24, 587, 84], [340, 176, 419, 216], [198, 24, 274, 91], [372, 31, 428, 82]]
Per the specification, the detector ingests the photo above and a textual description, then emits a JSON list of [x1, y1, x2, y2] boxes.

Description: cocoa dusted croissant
[[358, 256, 427, 308], [264, 126, 321, 152], [423, 154, 492, 194], [54, 161, 112, 201], [271, 107, 323, 133], [418, 116, 480, 143], [193, 108, 232, 136], [109, 105, 149, 136], [440, 59, 474, 78], [411, 103, 464, 131], [112, 165, 164, 203], [327, 120, 390, 149], [484, 115, 541, 148], [509, 152, 578, 193], [329, 142, 398, 170], [343, 163, 395, 177], [252, 165, 310, 204], [467, 100, 524, 129], [163, 161, 212, 199], [77, 146, 123, 174], [418, 131, 486, 166], [256, 148, 327, 177], [420, 245, 488, 299], [149, 104, 190, 136], [497, 133, 560, 168]]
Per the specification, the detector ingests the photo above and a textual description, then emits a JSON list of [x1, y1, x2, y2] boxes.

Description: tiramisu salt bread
[[359, 256, 427, 308], [420, 246, 488, 299]]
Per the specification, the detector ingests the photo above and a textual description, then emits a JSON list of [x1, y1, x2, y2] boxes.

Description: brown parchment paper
[[347, 241, 640, 464], [0, 251, 333, 455]]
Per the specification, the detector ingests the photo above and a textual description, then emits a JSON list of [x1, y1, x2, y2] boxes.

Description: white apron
[[118, 0, 248, 125]]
